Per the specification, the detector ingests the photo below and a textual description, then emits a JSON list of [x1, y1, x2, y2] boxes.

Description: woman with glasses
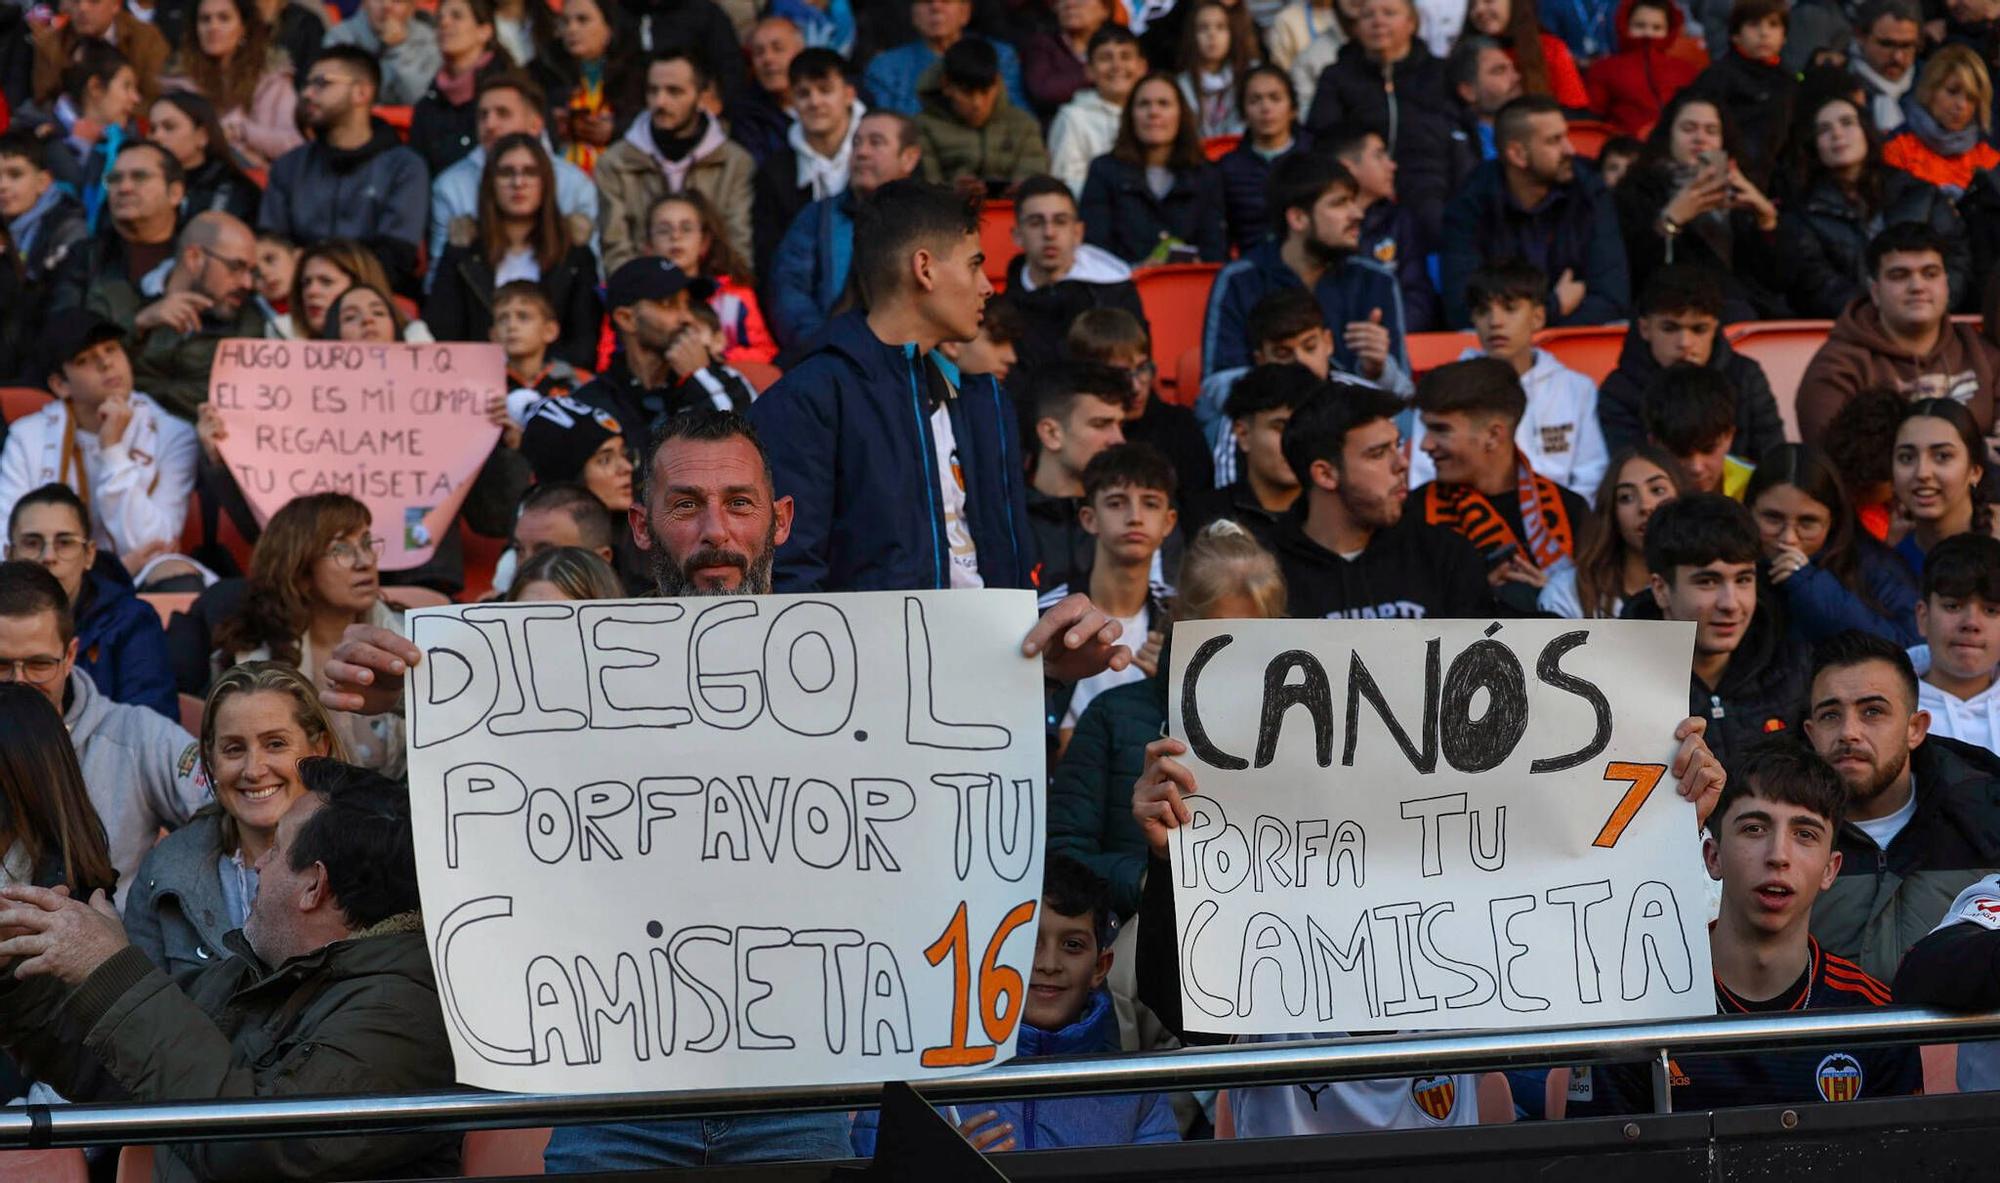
[[644, 190, 774, 365], [125, 662, 346, 987], [5, 484, 179, 720], [425, 133, 601, 367], [212, 493, 405, 775]]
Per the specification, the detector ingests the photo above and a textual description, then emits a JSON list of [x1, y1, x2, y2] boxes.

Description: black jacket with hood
[[1596, 320, 1788, 462], [1817, 734, 2000, 981], [1621, 588, 1809, 771], [259, 119, 430, 292], [1775, 168, 1971, 317]]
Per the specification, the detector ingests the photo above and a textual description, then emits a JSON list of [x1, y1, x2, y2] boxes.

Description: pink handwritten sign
[[209, 339, 504, 570]]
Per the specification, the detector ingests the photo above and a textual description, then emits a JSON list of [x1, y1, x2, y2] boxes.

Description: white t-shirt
[[931, 406, 983, 589], [494, 247, 541, 287], [1062, 604, 1151, 729], [1229, 1035, 1481, 1134], [1852, 789, 1919, 852]]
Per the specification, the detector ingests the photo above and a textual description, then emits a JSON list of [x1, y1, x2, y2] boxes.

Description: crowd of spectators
[[8, 0, 2000, 1172]]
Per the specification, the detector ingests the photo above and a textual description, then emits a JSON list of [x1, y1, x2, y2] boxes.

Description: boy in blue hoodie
[[853, 857, 1180, 1155]]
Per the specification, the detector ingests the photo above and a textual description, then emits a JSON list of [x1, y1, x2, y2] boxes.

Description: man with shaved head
[[90, 210, 266, 420]]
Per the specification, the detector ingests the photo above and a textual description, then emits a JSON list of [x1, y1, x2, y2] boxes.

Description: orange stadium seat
[[979, 198, 1019, 287], [381, 585, 451, 610], [1565, 119, 1618, 160], [1534, 324, 1626, 385], [1134, 262, 1221, 398], [179, 692, 205, 737], [1726, 319, 1834, 442], [462, 1126, 552, 1176], [0, 387, 52, 423], [372, 105, 415, 141], [1173, 342, 1202, 407], [1404, 330, 1478, 376], [1202, 133, 1241, 162]]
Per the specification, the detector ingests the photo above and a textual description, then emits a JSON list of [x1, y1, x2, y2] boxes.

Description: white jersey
[[1227, 1033, 1481, 1135], [1928, 875, 2000, 1093]]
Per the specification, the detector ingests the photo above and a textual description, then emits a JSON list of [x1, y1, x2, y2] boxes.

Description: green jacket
[[0, 913, 460, 1182], [85, 266, 266, 422], [1810, 734, 2000, 981], [1048, 676, 1166, 919], [915, 68, 1050, 186]]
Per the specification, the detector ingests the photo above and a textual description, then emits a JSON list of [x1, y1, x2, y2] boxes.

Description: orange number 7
[[1593, 762, 1668, 849]]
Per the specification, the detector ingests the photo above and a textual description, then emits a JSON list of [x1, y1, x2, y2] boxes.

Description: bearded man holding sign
[[323, 410, 1134, 1169]]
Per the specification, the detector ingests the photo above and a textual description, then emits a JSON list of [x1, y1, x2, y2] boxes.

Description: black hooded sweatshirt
[[1596, 321, 1789, 463], [1270, 503, 1490, 621]]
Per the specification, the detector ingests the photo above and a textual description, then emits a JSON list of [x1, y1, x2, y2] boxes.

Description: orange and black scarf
[[1422, 451, 1576, 569]]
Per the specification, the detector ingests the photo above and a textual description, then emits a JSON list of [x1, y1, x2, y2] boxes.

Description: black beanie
[[519, 396, 625, 485]]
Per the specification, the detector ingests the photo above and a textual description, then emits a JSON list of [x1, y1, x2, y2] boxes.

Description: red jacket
[[1535, 33, 1592, 109], [1584, 0, 1702, 136]]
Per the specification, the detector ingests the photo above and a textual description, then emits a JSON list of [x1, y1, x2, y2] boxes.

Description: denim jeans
[[542, 1112, 855, 1171]]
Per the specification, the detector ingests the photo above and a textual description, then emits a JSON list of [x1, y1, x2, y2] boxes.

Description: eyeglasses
[[200, 247, 255, 278], [10, 535, 87, 560], [1122, 361, 1158, 386], [302, 74, 350, 92], [495, 166, 539, 183], [325, 536, 384, 568], [0, 656, 64, 686]]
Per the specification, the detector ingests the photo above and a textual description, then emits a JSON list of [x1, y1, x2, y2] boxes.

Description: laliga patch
[[1956, 895, 2000, 931], [1372, 238, 1399, 265], [1816, 1053, 1864, 1102], [1566, 1066, 1594, 1102], [1410, 1075, 1457, 1122]]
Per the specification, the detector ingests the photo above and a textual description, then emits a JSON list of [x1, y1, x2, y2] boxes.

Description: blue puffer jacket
[[74, 568, 177, 721], [750, 312, 1033, 592], [1202, 238, 1409, 377], [1776, 534, 1921, 648], [766, 190, 857, 351], [1217, 127, 1309, 252], [850, 990, 1179, 1154]]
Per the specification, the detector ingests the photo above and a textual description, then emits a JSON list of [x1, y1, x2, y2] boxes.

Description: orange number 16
[[1593, 762, 1668, 848], [921, 899, 1037, 1068]]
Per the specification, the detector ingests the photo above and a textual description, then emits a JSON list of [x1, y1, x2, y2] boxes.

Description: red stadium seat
[[736, 359, 782, 393], [1404, 330, 1479, 376], [1725, 319, 1834, 442], [1202, 133, 1241, 162], [1134, 262, 1221, 394], [372, 105, 414, 141], [0, 1149, 89, 1183], [0, 387, 52, 423], [1565, 119, 1619, 160], [460, 520, 507, 602], [1533, 324, 1626, 385], [979, 198, 1019, 287], [462, 1126, 552, 1176], [179, 693, 205, 737]]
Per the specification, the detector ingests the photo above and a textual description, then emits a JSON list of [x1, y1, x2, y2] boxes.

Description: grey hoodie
[[65, 669, 209, 904]]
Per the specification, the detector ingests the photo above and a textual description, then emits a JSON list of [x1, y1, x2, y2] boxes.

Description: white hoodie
[[786, 98, 868, 202], [0, 391, 198, 560], [1908, 644, 2000, 755], [1013, 242, 1133, 292], [1406, 348, 1609, 502], [1048, 89, 1125, 196]]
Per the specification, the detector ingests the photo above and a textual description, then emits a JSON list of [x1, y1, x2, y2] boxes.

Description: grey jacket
[[124, 811, 237, 990], [321, 13, 441, 105], [65, 669, 209, 901]]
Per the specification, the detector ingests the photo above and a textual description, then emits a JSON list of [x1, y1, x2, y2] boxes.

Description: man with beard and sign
[[1800, 630, 2000, 982], [1201, 154, 1413, 390], [1561, 736, 1921, 1116], [317, 408, 1136, 1167]]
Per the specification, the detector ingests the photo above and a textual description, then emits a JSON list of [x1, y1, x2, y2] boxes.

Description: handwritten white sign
[[1167, 618, 1712, 1034], [403, 590, 1046, 1092]]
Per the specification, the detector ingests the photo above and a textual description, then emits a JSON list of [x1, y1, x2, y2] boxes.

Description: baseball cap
[[605, 257, 717, 312], [42, 313, 125, 375]]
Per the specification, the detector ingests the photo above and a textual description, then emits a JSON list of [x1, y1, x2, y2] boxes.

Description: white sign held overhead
[[402, 590, 1046, 1093], [1166, 618, 1712, 1035]]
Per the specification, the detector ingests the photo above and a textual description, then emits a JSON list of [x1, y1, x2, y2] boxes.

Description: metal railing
[[5, 1005, 1998, 1149]]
